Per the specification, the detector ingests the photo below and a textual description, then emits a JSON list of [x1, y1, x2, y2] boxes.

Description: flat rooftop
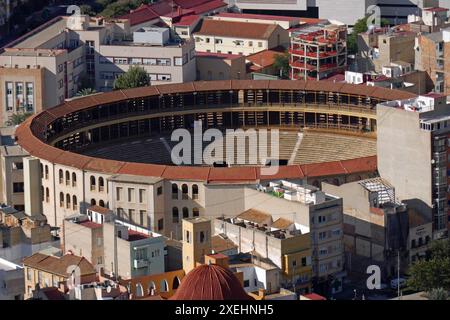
[[0, 257, 22, 271]]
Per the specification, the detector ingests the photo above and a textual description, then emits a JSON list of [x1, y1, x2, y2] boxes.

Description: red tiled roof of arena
[[15, 80, 412, 183]]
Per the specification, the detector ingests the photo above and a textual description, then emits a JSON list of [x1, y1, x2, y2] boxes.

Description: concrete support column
[[24, 157, 42, 217]]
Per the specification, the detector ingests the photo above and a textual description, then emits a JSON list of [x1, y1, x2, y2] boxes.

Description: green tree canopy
[[273, 50, 290, 79], [113, 66, 150, 90], [407, 239, 450, 292], [347, 16, 390, 54], [6, 112, 33, 126]]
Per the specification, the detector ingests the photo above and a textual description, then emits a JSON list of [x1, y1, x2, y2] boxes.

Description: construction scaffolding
[[290, 24, 348, 81]]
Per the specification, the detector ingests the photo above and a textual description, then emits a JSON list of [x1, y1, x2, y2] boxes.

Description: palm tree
[[76, 88, 96, 97]]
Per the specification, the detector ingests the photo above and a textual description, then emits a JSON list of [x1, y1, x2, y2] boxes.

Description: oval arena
[[15, 80, 415, 235]]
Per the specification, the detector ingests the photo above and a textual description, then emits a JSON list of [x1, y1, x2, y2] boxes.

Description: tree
[[427, 288, 449, 300], [113, 66, 150, 90], [6, 112, 33, 126], [347, 16, 390, 54], [273, 50, 290, 79], [407, 239, 450, 292], [76, 88, 97, 97]]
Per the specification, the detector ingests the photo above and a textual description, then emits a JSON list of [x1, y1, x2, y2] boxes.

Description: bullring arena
[[15, 80, 415, 236]]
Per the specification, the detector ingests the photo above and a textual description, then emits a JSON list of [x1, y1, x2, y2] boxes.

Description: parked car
[[390, 278, 406, 289]]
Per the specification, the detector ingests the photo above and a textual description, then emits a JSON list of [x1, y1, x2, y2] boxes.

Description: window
[[129, 209, 135, 223], [98, 177, 104, 192], [192, 184, 198, 199], [301, 257, 307, 267], [45, 188, 50, 203], [193, 208, 199, 217], [45, 166, 49, 179], [172, 183, 178, 199], [58, 79, 64, 89], [59, 192, 64, 207], [235, 40, 244, 46], [59, 169, 63, 184], [174, 57, 183, 66], [139, 210, 145, 226], [128, 188, 135, 202], [66, 194, 71, 209], [136, 248, 148, 260], [248, 41, 253, 47], [157, 186, 163, 196], [205, 38, 210, 43], [65, 171, 70, 185], [27, 268, 32, 281], [5, 82, 13, 111], [113, 57, 129, 65], [131, 58, 142, 65], [90, 176, 96, 191], [25, 82, 34, 111], [12, 162, 23, 170], [158, 218, 164, 231], [58, 64, 64, 73], [199, 231, 206, 243], [243, 280, 250, 287], [318, 231, 327, 240], [73, 195, 78, 210], [182, 184, 188, 199], [13, 183, 24, 193], [99, 200, 105, 207], [215, 38, 223, 44], [186, 230, 190, 243], [172, 207, 179, 223], [72, 172, 77, 187], [97, 256, 103, 265], [258, 42, 263, 48], [139, 189, 145, 203], [116, 187, 122, 201], [318, 215, 326, 223], [183, 207, 189, 219]]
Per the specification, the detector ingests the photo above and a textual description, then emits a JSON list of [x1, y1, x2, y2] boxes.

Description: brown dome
[[170, 264, 253, 300]]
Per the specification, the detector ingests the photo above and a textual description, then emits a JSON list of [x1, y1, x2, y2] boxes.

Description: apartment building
[[408, 208, 433, 264], [22, 252, 97, 299], [196, 52, 247, 80], [193, 18, 289, 56], [0, 257, 24, 300], [103, 216, 165, 280], [214, 208, 313, 295], [0, 14, 196, 124], [377, 94, 450, 240], [210, 12, 302, 30], [415, 28, 450, 94], [64, 205, 165, 280], [357, 27, 417, 73], [290, 23, 347, 80], [322, 178, 411, 279], [0, 205, 55, 264], [0, 127, 28, 210]]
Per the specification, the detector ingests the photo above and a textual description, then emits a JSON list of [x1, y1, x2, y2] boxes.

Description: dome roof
[[170, 264, 252, 300]]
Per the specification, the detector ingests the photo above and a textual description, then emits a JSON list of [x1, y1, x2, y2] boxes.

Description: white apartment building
[[193, 18, 289, 56], [0, 14, 196, 124]]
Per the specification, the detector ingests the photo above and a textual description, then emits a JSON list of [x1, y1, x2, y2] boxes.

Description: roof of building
[[23, 253, 96, 278], [121, 0, 226, 26], [211, 235, 238, 253], [303, 293, 327, 300], [215, 12, 300, 22], [423, 7, 448, 12], [170, 264, 253, 300], [87, 205, 112, 215], [408, 208, 432, 228], [38, 287, 66, 300], [173, 14, 201, 26], [246, 46, 285, 71], [271, 218, 293, 229], [127, 229, 150, 241], [195, 19, 279, 39], [77, 220, 102, 229], [15, 80, 414, 183], [237, 209, 271, 224]]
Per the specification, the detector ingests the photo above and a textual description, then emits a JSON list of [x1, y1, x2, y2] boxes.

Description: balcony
[[133, 259, 149, 269]]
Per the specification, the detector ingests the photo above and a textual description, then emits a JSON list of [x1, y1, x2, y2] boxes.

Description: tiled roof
[[271, 218, 293, 229], [87, 205, 111, 215], [195, 19, 279, 39], [16, 80, 413, 183], [23, 253, 96, 278], [246, 46, 285, 70], [215, 12, 300, 22], [211, 235, 238, 253], [173, 14, 200, 26], [77, 220, 102, 229], [237, 209, 272, 225]]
